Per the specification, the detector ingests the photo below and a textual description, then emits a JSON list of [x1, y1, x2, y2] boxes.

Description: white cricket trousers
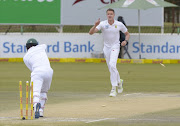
[[103, 44, 120, 87], [31, 68, 53, 108]]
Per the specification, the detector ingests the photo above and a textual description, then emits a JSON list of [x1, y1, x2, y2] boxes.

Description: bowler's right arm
[[89, 18, 101, 35]]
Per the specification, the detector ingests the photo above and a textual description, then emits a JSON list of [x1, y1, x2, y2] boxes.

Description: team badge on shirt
[[105, 25, 109, 29], [115, 25, 117, 28]]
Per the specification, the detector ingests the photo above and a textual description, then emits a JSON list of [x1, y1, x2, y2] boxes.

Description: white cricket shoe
[[118, 79, 124, 93], [109, 90, 117, 97], [39, 110, 44, 117]]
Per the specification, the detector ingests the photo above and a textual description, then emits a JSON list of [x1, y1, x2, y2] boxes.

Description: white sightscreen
[[61, 0, 163, 26]]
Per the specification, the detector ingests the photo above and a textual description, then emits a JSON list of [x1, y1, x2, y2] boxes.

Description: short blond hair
[[106, 8, 115, 13]]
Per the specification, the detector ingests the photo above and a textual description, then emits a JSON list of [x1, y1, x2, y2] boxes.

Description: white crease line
[[128, 119, 167, 121], [85, 118, 114, 123], [0, 117, 114, 123], [0, 117, 18, 119], [42, 118, 90, 122], [123, 93, 143, 96]]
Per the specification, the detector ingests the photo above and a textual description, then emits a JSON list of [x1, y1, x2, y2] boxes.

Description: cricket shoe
[[109, 89, 117, 97], [39, 109, 44, 117], [118, 79, 124, 93], [35, 103, 41, 119]]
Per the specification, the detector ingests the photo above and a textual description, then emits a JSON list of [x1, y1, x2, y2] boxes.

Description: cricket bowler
[[89, 8, 130, 97]]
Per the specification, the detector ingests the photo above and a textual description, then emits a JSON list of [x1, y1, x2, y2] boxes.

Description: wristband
[[125, 40, 129, 45]]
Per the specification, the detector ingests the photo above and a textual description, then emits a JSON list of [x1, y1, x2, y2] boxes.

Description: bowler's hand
[[121, 41, 127, 46], [95, 18, 100, 26]]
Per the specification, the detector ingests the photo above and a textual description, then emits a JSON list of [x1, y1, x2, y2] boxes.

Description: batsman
[[23, 38, 53, 119]]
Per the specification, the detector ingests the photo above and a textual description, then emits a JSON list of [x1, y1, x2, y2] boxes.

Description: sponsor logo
[[152, 60, 163, 64], [2, 41, 94, 53], [73, 0, 85, 5], [105, 25, 109, 29], [0, 58, 9, 62], [73, 0, 118, 5], [120, 59, 131, 63], [64, 41, 94, 53], [133, 59, 143, 63], [37, 0, 54, 2], [101, 0, 116, 4], [75, 59, 86, 62], [49, 58, 60, 62], [1, 0, 54, 2], [100, 59, 106, 63], [133, 42, 180, 54]]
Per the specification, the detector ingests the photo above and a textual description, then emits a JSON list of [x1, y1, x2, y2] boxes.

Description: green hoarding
[[0, 0, 61, 25]]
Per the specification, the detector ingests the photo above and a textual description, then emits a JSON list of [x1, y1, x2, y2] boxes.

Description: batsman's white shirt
[[23, 44, 52, 77], [96, 20, 127, 48]]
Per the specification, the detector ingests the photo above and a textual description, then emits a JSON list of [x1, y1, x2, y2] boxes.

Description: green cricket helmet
[[26, 38, 38, 50]]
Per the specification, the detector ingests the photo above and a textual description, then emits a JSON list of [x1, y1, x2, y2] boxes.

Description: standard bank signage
[[0, 34, 103, 58], [0, 34, 180, 59]]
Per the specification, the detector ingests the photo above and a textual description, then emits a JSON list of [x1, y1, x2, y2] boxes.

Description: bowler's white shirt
[[96, 20, 127, 48], [23, 44, 51, 76]]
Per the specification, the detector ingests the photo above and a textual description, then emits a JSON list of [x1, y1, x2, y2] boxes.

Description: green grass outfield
[[0, 62, 180, 126]]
